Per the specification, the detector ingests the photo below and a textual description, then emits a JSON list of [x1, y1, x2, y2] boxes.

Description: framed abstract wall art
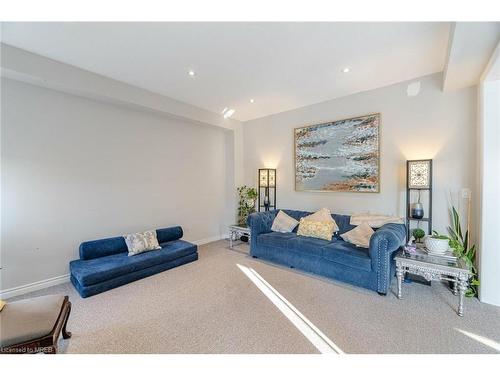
[[294, 113, 380, 193]]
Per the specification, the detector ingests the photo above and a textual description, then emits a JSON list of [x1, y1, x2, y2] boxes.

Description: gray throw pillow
[[271, 210, 299, 233], [124, 230, 161, 256]]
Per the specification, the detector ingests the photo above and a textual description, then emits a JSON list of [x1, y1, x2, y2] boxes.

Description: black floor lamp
[[406, 159, 433, 240], [258, 168, 276, 212]]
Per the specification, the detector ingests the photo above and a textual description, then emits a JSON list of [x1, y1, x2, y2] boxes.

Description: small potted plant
[[412, 228, 425, 244], [424, 231, 450, 255]]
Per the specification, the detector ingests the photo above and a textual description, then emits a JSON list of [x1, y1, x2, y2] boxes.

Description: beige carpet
[[8, 240, 500, 354]]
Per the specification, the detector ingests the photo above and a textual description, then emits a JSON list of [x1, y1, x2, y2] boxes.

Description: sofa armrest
[[369, 223, 406, 294], [247, 211, 278, 235], [247, 210, 279, 251]]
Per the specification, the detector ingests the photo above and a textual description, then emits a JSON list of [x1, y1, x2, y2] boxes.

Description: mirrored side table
[[228, 224, 251, 249], [395, 250, 471, 316]]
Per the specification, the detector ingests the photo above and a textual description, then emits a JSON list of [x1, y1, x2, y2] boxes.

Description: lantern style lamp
[[408, 160, 432, 189], [258, 169, 276, 212]]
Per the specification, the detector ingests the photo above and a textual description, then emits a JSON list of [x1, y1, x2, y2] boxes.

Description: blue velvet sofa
[[247, 210, 405, 295], [70, 226, 197, 298]]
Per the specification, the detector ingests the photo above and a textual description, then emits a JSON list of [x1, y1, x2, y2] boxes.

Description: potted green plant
[[446, 206, 479, 297], [412, 228, 425, 243], [236, 186, 258, 226]]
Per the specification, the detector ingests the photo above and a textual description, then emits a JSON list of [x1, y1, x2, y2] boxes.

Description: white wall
[[1, 78, 233, 292], [478, 79, 500, 306], [476, 39, 500, 307], [243, 73, 477, 236]]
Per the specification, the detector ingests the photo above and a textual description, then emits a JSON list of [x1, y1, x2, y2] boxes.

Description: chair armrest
[[369, 223, 406, 293]]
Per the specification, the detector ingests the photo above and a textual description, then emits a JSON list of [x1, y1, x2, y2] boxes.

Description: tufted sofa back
[[280, 209, 355, 234]]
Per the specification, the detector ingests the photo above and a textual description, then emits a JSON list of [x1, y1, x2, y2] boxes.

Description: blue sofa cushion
[[257, 232, 296, 248], [322, 240, 371, 271], [156, 226, 183, 244], [287, 236, 332, 257], [71, 252, 198, 298], [79, 236, 127, 260], [70, 239, 196, 287]]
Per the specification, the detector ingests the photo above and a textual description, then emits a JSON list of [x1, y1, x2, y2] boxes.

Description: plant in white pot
[[424, 231, 450, 255]]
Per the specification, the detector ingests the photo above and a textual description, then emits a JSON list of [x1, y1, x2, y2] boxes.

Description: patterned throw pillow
[[143, 230, 161, 249], [340, 222, 374, 248], [271, 210, 299, 233], [124, 231, 161, 256], [303, 208, 339, 232], [297, 218, 335, 241]]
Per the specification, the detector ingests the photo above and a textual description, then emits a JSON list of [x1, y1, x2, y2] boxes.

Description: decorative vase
[[410, 203, 424, 219]]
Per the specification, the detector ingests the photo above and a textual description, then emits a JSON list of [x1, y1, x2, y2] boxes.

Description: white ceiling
[[1, 22, 451, 122], [443, 22, 500, 91]]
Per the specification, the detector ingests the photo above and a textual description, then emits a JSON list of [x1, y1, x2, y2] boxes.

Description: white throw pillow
[[271, 210, 299, 233], [340, 223, 374, 248], [350, 213, 404, 228], [303, 208, 339, 232], [124, 231, 161, 256], [143, 230, 161, 249]]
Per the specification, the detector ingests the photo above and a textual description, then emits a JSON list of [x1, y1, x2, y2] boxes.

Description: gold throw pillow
[[297, 218, 335, 241], [303, 208, 340, 232]]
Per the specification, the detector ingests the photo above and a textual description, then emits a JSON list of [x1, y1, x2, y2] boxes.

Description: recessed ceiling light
[[222, 108, 235, 119], [342, 67, 350, 73], [250, 99, 255, 103], [188, 70, 196, 76]]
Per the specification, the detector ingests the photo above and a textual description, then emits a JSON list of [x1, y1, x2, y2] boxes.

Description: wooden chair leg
[[62, 302, 72, 339]]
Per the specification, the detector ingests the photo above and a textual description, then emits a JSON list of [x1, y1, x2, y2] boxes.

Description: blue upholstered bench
[[70, 226, 198, 298]]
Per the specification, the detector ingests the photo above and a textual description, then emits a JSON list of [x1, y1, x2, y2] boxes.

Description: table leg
[[457, 277, 468, 317], [453, 278, 458, 296], [229, 230, 233, 249], [396, 264, 403, 299]]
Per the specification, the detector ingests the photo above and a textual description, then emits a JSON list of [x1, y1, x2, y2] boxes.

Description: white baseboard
[[192, 234, 225, 246], [0, 274, 70, 300]]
